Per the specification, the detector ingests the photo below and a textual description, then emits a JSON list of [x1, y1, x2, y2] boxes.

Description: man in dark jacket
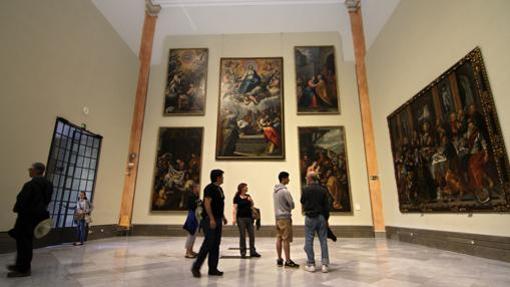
[[300, 172, 330, 273], [7, 162, 53, 278]]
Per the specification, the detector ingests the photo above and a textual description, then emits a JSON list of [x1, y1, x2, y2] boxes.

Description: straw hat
[[34, 218, 52, 239]]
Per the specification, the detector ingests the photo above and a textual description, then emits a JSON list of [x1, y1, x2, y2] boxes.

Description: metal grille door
[[45, 117, 102, 242]]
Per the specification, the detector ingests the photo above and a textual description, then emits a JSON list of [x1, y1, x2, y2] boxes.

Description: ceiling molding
[[154, 0, 345, 7], [93, 0, 399, 64]]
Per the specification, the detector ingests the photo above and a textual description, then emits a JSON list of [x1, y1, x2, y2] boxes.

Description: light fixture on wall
[[126, 152, 137, 175]]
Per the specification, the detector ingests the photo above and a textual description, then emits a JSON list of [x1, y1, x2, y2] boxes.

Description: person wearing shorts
[[273, 172, 299, 268]]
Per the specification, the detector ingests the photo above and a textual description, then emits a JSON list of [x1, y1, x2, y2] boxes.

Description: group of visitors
[[6, 163, 332, 279], [187, 169, 333, 278]]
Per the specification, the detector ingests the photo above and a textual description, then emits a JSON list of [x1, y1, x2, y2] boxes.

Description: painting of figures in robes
[[151, 128, 203, 211], [216, 57, 285, 160], [295, 46, 340, 114], [388, 47, 510, 213], [164, 48, 208, 115], [298, 126, 352, 213]]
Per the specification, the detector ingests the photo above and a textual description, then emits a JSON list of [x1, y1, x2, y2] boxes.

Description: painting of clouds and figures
[[216, 57, 285, 160], [164, 48, 208, 115]]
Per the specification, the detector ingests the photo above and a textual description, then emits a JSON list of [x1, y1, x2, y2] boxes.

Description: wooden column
[[345, 0, 385, 233], [118, 1, 161, 229]]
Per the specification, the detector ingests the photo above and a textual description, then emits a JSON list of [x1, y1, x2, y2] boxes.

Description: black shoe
[[250, 252, 261, 258], [284, 260, 300, 268], [191, 268, 201, 278], [208, 270, 224, 276], [7, 270, 31, 278], [277, 258, 284, 267], [327, 228, 337, 242], [241, 253, 247, 258], [6, 265, 18, 272]]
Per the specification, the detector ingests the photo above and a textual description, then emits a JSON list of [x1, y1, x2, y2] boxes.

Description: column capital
[[145, 0, 162, 16], [345, 0, 360, 13]]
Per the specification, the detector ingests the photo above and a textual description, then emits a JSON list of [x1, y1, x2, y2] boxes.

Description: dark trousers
[[13, 216, 35, 272], [237, 217, 256, 255], [192, 217, 222, 272]]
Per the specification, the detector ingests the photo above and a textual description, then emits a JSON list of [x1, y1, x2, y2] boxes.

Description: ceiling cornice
[[154, 0, 345, 7]]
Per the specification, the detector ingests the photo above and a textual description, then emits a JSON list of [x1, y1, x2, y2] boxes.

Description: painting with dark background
[[164, 48, 208, 116], [295, 46, 339, 114], [216, 57, 284, 160], [298, 126, 352, 213], [388, 47, 510, 213], [151, 128, 203, 211]]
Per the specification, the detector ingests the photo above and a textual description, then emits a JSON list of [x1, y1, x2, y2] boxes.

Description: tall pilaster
[[345, 0, 385, 233], [118, 0, 161, 228]]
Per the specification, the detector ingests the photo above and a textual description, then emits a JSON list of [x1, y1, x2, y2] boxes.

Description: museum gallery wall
[[388, 48, 510, 213], [135, 33, 372, 226]]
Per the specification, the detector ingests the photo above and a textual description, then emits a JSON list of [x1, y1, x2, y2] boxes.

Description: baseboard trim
[[0, 224, 119, 254], [130, 224, 375, 238], [0, 224, 374, 254], [386, 226, 510, 262]]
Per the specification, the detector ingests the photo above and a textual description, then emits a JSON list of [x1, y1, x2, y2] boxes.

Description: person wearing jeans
[[74, 191, 92, 246], [300, 172, 330, 273]]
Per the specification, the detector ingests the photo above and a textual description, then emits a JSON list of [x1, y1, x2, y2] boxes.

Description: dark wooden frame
[[297, 126, 353, 214], [387, 47, 510, 213], [163, 48, 208, 116], [216, 57, 285, 160], [150, 127, 204, 212], [295, 46, 340, 115]]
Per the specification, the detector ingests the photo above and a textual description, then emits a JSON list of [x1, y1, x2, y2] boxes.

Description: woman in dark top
[[183, 184, 202, 258], [232, 183, 261, 258]]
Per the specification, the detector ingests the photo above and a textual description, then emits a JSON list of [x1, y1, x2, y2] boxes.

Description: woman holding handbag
[[233, 183, 261, 258], [73, 191, 92, 246]]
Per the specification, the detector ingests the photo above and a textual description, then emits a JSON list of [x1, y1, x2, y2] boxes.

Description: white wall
[[132, 32, 374, 227], [366, 0, 510, 236], [0, 0, 138, 231]]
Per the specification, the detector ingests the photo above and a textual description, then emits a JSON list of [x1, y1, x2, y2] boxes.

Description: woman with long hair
[[183, 183, 202, 258], [73, 191, 92, 246], [233, 183, 260, 258]]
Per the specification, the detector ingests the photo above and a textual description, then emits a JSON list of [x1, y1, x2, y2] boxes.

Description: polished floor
[[0, 236, 509, 286]]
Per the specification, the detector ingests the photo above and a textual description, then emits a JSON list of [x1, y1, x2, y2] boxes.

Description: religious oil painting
[[216, 57, 285, 160], [387, 47, 510, 213], [298, 126, 352, 213], [295, 46, 340, 114], [151, 128, 203, 211], [164, 48, 208, 116]]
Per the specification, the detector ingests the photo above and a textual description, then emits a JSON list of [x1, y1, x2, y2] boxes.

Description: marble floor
[[0, 236, 509, 287]]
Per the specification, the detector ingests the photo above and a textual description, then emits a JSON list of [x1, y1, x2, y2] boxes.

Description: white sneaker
[[321, 265, 329, 273], [305, 264, 316, 272]]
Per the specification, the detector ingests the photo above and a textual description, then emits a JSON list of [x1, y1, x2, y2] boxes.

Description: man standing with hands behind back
[[191, 169, 228, 278], [7, 162, 53, 278]]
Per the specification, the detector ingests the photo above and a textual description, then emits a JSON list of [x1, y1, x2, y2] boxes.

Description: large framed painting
[[151, 127, 203, 212], [295, 46, 340, 114], [388, 47, 510, 213], [298, 126, 352, 213], [216, 57, 285, 160], [164, 48, 208, 116]]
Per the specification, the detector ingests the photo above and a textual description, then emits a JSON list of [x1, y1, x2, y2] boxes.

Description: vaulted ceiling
[[92, 0, 400, 64]]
